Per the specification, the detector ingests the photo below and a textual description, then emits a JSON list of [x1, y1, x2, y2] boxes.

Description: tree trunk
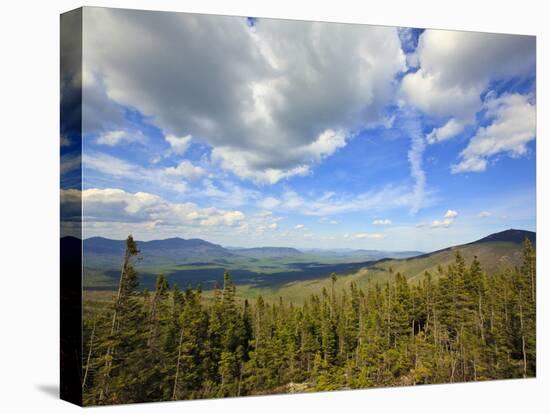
[[99, 247, 131, 402], [172, 325, 185, 400], [478, 293, 485, 345], [82, 319, 96, 389], [518, 290, 527, 378]]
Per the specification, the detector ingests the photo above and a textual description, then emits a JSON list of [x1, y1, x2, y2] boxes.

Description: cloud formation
[[96, 130, 144, 146], [428, 209, 458, 228], [83, 8, 406, 183], [163, 160, 206, 182], [73, 11, 536, 249], [254, 185, 432, 217], [351, 233, 384, 240], [452, 93, 536, 173], [165, 134, 192, 155], [83, 152, 190, 192], [444, 209, 458, 219], [401, 30, 535, 142], [65, 188, 247, 231]]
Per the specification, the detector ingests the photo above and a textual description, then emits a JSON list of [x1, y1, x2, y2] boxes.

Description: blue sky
[[61, 8, 536, 251]]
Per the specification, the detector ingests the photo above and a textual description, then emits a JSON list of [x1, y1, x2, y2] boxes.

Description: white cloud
[[211, 147, 311, 184], [479, 211, 492, 218], [165, 134, 192, 155], [353, 233, 385, 240], [258, 196, 281, 210], [211, 130, 347, 184], [96, 130, 144, 146], [426, 118, 465, 144], [428, 209, 458, 228], [444, 209, 458, 219], [200, 179, 261, 208], [304, 130, 347, 163], [65, 188, 247, 232], [407, 119, 426, 214], [269, 223, 278, 230], [430, 219, 454, 228], [451, 157, 487, 173], [163, 160, 206, 181], [373, 219, 392, 225], [281, 191, 305, 210], [272, 185, 433, 217], [83, 9, 406, 183], [83, 152, 189, 192], [83, 152, 137, 179], [400, 30, 535, 142], [199, 210, 245, 227], [83, 153, 268, 207], [295, 224, 305, 229], [329, 220, 339, 225], [452, 93, 536, 173], [401, 70, 479, 132]]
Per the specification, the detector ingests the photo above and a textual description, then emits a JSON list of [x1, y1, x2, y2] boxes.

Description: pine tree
[[96, 235, 140, 403], [82, 240, 536, 403]]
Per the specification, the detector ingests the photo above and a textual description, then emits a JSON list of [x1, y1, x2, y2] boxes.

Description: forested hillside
[[81, 235, 536, 405]]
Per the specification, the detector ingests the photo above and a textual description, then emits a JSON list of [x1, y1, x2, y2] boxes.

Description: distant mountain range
[[84, 236, 233, 259], [245, 229, 537, 303], [83, 237, 423, 261], [73, 228, 535, 292], [352, 228, 536, 285], [300, 248, 425, 260], [227, 246, 303, 258]]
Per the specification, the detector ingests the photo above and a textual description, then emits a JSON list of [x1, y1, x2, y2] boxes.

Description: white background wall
[[0, 0, 547, 412]]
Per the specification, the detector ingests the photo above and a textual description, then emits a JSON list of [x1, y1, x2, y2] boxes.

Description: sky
[[61, 8, 536, 251]]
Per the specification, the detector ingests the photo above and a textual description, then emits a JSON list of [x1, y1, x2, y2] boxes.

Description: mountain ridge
[[75, 228, 535, 293], [246, 228, 536, 303], [79, 228, 535, 259]]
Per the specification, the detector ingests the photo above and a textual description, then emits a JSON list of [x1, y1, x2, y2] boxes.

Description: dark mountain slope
[[84, 236, 234, 259]]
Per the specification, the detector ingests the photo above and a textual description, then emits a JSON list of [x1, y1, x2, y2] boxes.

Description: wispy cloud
[[349, 233, 385, 240], [403, 113, 427, 215], [283, 185, 431, 217], [96, 129, 145, 146]]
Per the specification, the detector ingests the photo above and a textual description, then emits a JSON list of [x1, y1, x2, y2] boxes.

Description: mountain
[[358, 228, 535, 283], [228, 247, 304, 258], [471, 228, 536, 245], [84, 236, 235, 264], [301, 248, 424, 260], [79, 229, 534, 295], [251, 229, 536, 304]]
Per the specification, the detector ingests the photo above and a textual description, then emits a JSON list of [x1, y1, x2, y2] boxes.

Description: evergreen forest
[[82, 235, 536, 405]]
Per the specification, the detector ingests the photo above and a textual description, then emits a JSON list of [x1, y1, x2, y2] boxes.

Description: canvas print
[[60, 7, 536, 406]]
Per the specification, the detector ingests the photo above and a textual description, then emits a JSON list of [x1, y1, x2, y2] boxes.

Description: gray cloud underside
[[83, 8, 406, 182]]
